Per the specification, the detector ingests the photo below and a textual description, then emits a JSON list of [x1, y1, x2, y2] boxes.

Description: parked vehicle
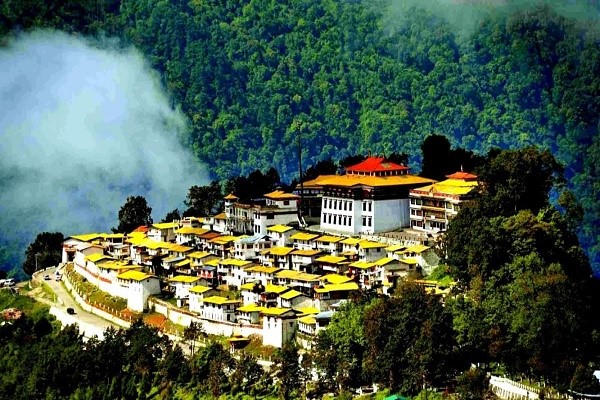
[[43, 275, 51, 281], [55, 274, 61, 281], [3, 278, 15, 287], [66, 307, 75, 315]]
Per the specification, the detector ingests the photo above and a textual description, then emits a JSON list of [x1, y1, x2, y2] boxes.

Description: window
[[266, 213, 274, 220], [343, 202, 347, 211], [367, 217, 372, 227], [362, 202, 366, 211], [362, 216, 366, 226], [328, 214, 332, 224], [343, 216, 347, 225], [348, 216, 352, 226], [349, 202, 352, 211], [337, 200, 341, 209], [333, 215, 337, 225], [368, 202, 372, 212]]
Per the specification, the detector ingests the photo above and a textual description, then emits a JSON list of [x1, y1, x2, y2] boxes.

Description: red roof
[[345, 157, 409, 173], [132, 225, 149, 233], [445, 171, 477, 180]]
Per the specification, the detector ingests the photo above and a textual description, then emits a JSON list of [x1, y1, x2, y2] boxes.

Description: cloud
[[0, 30, 209, 272]]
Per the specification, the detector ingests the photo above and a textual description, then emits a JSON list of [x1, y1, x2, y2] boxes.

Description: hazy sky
[[0, 31, 208, 271]]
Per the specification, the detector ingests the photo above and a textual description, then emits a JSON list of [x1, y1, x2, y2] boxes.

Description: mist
[[381, 0, 600, 37], [0, 31, 209, 274]]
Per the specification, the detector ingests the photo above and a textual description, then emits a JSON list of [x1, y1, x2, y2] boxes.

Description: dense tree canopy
[[114, 195, 153, 233], [22, 232, 64, 276], [1, 0, 600, 274]]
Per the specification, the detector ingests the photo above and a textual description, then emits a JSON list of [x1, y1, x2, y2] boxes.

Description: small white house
[[116, 270, 161, 312], [201, 296, 240, 322], [262, 308, 298, 348], [266, 225, 297, 247], [148, 222, 178, 242], [236, 304, 264, 325], [233, 234, 273, 260], [289, 232, 320, 251], [188, 286, 220, 313], [168, 275, 203, 300]]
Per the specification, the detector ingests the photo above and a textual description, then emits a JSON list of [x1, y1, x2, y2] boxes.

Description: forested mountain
[[1, 0, 599, 272]]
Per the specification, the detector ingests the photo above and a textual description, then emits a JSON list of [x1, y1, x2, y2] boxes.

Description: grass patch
[[0, 289, 52, 322], [66, 265, 127, 311], [236, 334, 276, 360]]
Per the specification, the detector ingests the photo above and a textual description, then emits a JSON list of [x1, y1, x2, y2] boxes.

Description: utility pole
[[297, 121, 305, 226]]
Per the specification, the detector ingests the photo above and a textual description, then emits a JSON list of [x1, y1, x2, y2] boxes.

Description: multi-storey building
[[409, 171, 478, 233], [317, 157, 435, 235], [224, 191, 300, 236]]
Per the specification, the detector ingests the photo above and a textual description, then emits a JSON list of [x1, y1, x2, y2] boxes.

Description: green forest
[[1, 0, 599, 272], [3, 144, 600, 399]]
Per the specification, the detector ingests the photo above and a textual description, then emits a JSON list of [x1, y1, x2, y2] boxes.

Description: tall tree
[[114, 196, 153, 234], [22, 232, 64, 275], [272, 340, 302, 400], [183, 181, 222, 217]]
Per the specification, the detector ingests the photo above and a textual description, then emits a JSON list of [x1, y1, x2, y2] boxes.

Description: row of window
[[323, 213, 353, 226], [324, 198, 354, 211]]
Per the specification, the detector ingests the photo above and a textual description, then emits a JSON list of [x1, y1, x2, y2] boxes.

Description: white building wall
[[263, 315, 296, 348], [320, 196, 359, 235]]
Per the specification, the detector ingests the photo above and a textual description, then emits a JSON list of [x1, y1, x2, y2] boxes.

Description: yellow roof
[[188, 251, 213, 259], [291, 249, 322, 257], [314, 282, 359, 293], [151, 222, 178, 230], [144, 240, 173, 250], [295, 306, 320, 315], [264, 190, 299, 200], [204, 259, 220, 267], [168, 275, 201, 283], [401, 257, 418, 265], [289, 232, 320, 241], [276, 270, 322, 282], [279, 289, 305, 300], [85, 253, 111, 263], [265, 284, 289, 294], [128, 231, 147, 239], [240, 282, 257, 291], [298, 315, 316, 325], [101, 233, 126, 239], [220, 258, 252, 267], [117, 270, 154, 281], [169, 244, 193, 253], [202, 296, 241, 305], [268, 247, 295, 256], [245, 265, 281, 274], [359, 241, 387, 249], [261, 307, 294, 316], [373, 257, 395, 266], [385, 244, 407, 252], [405, 244, 431, 254], [349, 260, 376, 270], [176, 227, 209, 235], [340, 237, 365, 245], [71, 233, 103, 242], [237, 304, 264, 312], [97, 260, 134, 270], [267, 224, 295, 233], [315, 255, 348, 264], [318, 174, 435, 188], [209, 235, 238, 245], [411, 178, 478, 197], [189, 285, 214, 294], [315, 235, 343, 243], [321, 274, 353, 284], [224, 193, 239, 200]]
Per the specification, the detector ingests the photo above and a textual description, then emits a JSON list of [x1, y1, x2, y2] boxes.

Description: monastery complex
[[61, 157, 478, 348]]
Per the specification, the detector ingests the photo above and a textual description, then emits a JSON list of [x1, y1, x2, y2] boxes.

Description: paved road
[[30, 266, 117, 339]]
